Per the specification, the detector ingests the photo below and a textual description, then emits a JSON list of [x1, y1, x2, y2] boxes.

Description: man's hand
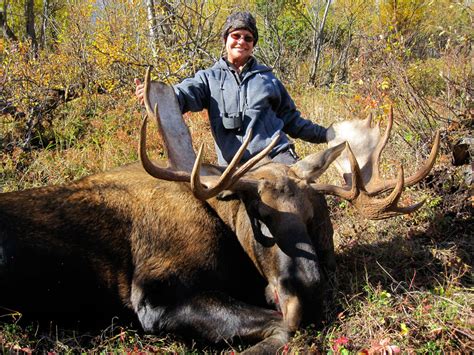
[[134, 78, 145, 105]]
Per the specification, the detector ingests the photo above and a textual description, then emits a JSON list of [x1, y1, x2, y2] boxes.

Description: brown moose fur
[[0, 160, 334, 352]]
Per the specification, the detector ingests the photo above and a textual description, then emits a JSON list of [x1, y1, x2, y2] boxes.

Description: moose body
[[0, 161, 334, 351], [0, 71, 439, 352]]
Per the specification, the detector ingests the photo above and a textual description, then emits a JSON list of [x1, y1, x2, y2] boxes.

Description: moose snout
[[281, 295, 302, 331], [264, 221, 323, 331], [272, 259, 322, 331]]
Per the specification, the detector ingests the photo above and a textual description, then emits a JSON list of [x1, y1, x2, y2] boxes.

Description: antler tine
[[383, 163, 404, 207], [381, 164, 426, 217], [190, 143, 207, 197], [141, 67, 172, 175], [143, 67, 154, 122], [140, 67, 200, 181], [355, 165, 425, 219], [139, 115, 190, 182], [347, 143, 366, 194], [403, 130, 440, 185], [388, 200, 426, 216], [221, 128, 256, 177], [191, 129, 254, 199], [366, 106, 393, 190], [367, 129, 440, 196], [192, 133, 280, 199], [229, 132, 281, 186], [142, 68, 173, 165], [310, 142, 360, 200], [363, 113, 373, 128]]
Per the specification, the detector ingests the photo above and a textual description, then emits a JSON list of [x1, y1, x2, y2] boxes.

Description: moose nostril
[[273, 289, 280, 305]]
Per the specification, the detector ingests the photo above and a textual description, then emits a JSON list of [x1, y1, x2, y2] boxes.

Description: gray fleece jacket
[[174, 57, 327, 165]]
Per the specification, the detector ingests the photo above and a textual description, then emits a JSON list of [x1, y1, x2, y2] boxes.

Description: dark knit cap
[[222, 12, 258, 45]]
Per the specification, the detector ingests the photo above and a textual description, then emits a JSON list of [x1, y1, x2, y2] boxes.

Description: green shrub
[[407, 58, 445, 97]]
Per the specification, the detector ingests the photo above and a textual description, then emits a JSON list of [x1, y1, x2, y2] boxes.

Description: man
[[135, 11, 327, 165]]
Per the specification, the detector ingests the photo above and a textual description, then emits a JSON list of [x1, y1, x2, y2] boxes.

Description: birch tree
[[39, 0, 49, 49], [309, 0, 331, 85], [146, 0, 159, 56]]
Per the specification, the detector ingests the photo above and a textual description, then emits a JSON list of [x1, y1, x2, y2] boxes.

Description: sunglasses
[[229, 33, 254, 43]]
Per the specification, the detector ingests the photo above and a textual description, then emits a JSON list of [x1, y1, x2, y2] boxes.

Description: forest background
[[1, 0, 472, 353]]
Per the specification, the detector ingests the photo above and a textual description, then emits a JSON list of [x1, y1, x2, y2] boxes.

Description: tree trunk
[[146, 0, 159, 57], [1, 0, 17, 41], [25, 0, 38, 56], [40, 0, 49, 49], [156, 0, 173, 39], [309, 0, 332, 85]]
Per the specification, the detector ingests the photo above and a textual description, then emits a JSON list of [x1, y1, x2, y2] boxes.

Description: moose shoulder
[[0, 69, 439, 353]]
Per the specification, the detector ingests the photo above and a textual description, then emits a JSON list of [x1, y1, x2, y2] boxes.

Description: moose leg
[[131, 284, 289, 353]]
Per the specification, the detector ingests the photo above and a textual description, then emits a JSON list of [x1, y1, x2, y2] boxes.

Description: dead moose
[[0, 69, 439, 353]]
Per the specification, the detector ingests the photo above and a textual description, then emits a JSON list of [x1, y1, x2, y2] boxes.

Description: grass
[[1, 84, 472, 353]]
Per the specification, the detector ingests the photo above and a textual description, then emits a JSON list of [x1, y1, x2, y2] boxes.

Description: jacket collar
[[214, 57, 272, 77]]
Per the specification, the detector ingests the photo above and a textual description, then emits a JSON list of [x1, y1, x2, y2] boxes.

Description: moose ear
[[290, 142, 346, 182]]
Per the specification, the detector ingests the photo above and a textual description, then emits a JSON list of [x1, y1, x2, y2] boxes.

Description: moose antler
[[326, 107, 440, 195], [191, 131, 280, 199], [142, 67, 197, 172], [310, 143, 425, 219], [307, 109, 440, 220], [139, 67, 280, 200]]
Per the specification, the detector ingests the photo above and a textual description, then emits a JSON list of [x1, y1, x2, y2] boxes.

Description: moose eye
[[257, 202, 273, 219]]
